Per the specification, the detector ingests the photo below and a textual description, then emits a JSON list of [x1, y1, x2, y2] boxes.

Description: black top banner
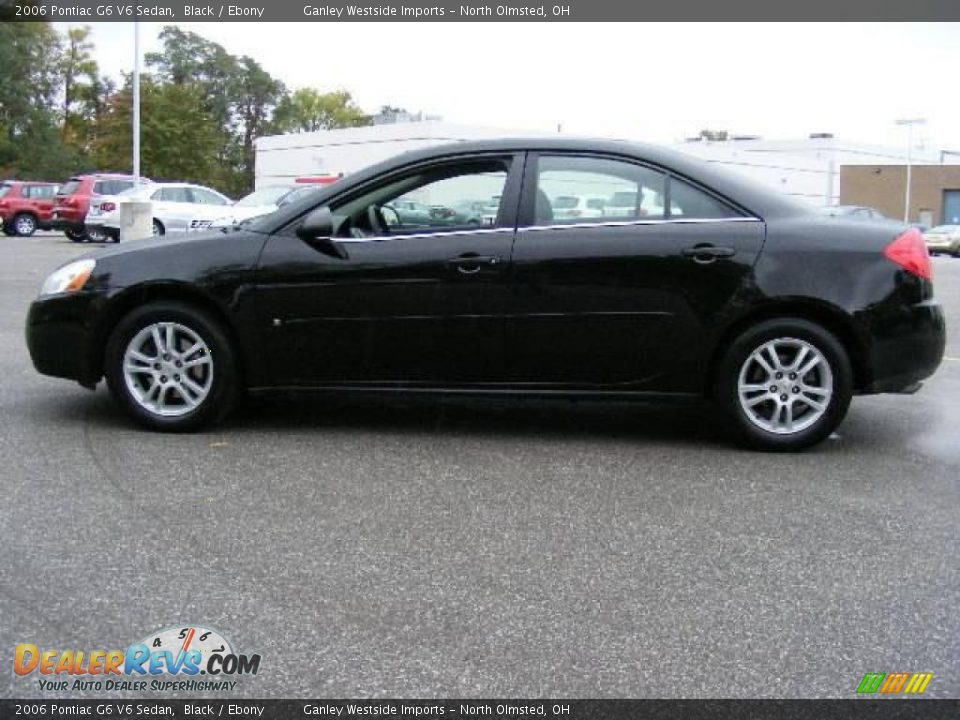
[[3, 700, 960, 720], [2, 0, 960, 21]]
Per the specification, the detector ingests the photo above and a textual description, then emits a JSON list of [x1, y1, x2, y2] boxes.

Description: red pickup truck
[[51, 173, 139, 242], [0, 181, 60, 237]]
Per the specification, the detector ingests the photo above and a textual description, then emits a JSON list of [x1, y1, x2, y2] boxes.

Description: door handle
[[448, 255, 501, 274], [681, 244, 736, 263]]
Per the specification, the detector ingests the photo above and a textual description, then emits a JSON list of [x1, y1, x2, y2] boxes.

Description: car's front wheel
[[105, 302, 238, 431], [717, 318, 852, 450]]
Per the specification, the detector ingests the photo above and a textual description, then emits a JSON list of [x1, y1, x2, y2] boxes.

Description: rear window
[[59, 179, 82, 196]]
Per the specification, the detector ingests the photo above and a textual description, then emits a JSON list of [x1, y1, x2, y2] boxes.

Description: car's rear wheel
[[86, 226, 109, 243], [152, 219, 164, 237], [105, 302, 238, 431], [717, 318, 852, 450], [65, 228, 87, 243], [12, 213, 37, 237]]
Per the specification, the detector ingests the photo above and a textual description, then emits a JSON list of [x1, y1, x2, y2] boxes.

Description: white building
[[675, 136, 949, 207], [254, 121, 548, 188], [254, 122, 956, 207]]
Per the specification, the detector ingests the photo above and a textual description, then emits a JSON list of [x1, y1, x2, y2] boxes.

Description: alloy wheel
[[14, 215, 36, 236], [737, 337, 833, 435], [122, 322, 214, 417]]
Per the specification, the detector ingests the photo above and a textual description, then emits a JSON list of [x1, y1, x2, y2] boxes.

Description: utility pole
[[133, 22, 141, 183], [895, 118, 926, 223]]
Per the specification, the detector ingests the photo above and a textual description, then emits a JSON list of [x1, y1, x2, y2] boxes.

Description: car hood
[[81, 229, 257, 262]]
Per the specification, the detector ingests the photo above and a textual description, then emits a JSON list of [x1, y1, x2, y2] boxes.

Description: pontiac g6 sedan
[[26, 139, 945, 449]]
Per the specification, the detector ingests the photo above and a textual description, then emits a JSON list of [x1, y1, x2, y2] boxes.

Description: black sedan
[[26, 138, 945, 449]]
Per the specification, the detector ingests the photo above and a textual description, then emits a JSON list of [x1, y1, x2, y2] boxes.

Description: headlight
[[40, 259, 96, 297]]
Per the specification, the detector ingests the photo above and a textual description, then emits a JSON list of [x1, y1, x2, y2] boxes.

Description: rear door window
[[534, 155, 667, 224], [667, 178, 742, 219]]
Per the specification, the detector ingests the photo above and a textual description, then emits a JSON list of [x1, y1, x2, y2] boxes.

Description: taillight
[[101, 202, 116, 212], [884, 228, 932, 281]]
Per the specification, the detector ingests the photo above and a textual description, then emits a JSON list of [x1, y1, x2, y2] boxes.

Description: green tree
[[272, 89, 369, 134], [94, 75, 222, 188], [0, 22, 70, 178]]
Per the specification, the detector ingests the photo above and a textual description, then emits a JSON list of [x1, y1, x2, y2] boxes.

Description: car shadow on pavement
[[228, 392, 736, 448], [40, 387, 737, 448]]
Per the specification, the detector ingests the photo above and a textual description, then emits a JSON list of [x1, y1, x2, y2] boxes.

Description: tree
[[272, 89, 369, 134], [93, 75, 222, 188], [0, 22, 73, 179], [232, 56, 285, 194]]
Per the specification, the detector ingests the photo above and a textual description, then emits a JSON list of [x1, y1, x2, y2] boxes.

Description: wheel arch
[[706, 299, 870, 394], [89, 282, 246, 385]]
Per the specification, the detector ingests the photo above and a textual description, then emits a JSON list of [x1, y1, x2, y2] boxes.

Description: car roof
[[259, 136, 806, 231]]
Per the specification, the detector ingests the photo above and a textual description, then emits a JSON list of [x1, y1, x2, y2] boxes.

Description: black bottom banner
[[2, 700, 959, 720]]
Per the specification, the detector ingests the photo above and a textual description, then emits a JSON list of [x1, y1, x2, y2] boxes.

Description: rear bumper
[[862, 300, 946, 393], [49, 217, 85, 232]]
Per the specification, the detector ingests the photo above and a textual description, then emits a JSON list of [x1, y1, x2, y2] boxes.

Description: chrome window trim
[[337, 227, 515, 244], [522, 216, 762, 232], [333, 216, 762, 244]]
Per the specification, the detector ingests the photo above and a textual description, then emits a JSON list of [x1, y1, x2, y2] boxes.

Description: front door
[[254, 153, 523, 386]]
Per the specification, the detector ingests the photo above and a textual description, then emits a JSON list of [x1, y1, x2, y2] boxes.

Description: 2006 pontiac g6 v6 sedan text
[[26, 138, 946, 449]]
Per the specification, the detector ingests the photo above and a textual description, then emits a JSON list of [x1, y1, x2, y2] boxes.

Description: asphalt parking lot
[[1, 232, 958, 699]]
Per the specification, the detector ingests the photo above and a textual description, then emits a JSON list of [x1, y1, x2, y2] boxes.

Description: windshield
[[235, 186, 292, 207]]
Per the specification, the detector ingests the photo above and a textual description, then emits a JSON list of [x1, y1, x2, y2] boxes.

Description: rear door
[[254, 152, 524, 386], [505, 152, 766, 392]]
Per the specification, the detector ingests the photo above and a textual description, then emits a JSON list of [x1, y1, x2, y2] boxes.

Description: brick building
[[840, 165, 960, 226]]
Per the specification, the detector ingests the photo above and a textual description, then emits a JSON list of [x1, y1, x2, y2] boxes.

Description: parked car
[[85, 182, 232, 241], [26, 138, 945, 450], [923, 225, 960, 256], [551, 194, 608, 220], [0, 181, 60, 236], [208, 185, 322, 230], [818, 205, 888, 221], [52, 174, 141, 242]]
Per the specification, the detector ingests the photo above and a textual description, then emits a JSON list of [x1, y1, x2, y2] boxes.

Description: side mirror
[[295, 206, 347, 259], [296, 206, 334, 240]]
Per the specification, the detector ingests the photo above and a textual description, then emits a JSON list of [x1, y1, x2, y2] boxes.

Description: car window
[[668, 177, 742, 219], [190, 187, 229, 205], [535, 155, 667, 225], [59, 180, 81, 196], [331, 158, 511, 238], [159, 187, 193, 203], [0, 184, 10, 198], [27, 185, 56, 199]]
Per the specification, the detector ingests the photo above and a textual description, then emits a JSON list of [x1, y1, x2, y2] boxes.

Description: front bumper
[[26, 292, 104, 387], [863, 300, 946, 393]]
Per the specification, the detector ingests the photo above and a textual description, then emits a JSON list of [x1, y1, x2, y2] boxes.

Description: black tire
[[152, 219, 165, 237], [86, 226, 109, 243], [104, 301, 239, 432], [716, 318, 853, 451], [11, 213, 38, 237], [65, 228, 87, 243]]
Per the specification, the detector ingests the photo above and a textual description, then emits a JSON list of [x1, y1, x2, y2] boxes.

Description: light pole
[[895, 118, 926, 223], [133, 21, 141, 183]]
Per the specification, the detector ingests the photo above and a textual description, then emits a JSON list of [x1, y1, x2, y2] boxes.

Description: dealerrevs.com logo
[[14, 625, 261, 692]]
